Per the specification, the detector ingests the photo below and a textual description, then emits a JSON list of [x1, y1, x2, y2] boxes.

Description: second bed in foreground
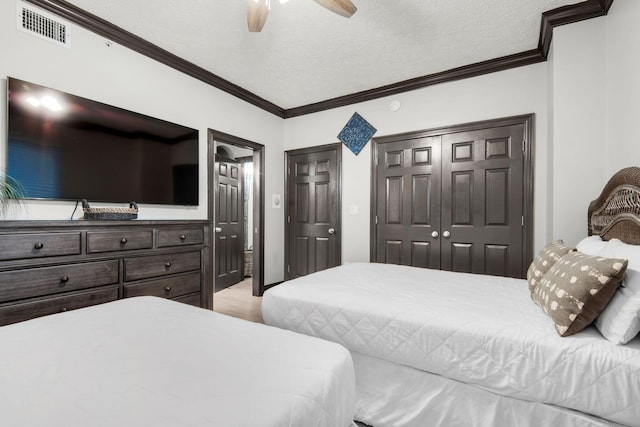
[[0, 296, 356, 427]]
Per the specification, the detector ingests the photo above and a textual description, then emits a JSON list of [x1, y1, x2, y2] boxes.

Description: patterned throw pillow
[[532, 252, 628, 337], [527, 240, 574, 296]]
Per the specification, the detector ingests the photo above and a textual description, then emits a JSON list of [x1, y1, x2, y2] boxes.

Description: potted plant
[[0, 172, 24, 217]]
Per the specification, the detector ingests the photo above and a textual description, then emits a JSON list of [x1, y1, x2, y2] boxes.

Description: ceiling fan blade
[[312, 0, 357, 18], [247, 0, 270, 32]]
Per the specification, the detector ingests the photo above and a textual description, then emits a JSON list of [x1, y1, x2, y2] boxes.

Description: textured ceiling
[[65, 0, 584, 109]]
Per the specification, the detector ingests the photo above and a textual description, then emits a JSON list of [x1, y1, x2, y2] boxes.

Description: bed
[[262, 166, 640, 427], [0, 296, 356, 427]]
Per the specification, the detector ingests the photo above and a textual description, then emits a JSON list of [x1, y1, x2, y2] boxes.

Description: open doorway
[[208, 129, 265, 302]]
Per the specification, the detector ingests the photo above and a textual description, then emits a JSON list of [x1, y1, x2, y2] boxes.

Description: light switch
[[349, 204, 359, 215], [272, 194, 282, 208]]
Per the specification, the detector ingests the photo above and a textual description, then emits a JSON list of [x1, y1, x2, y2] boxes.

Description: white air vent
[[16, 1, 70, 47]]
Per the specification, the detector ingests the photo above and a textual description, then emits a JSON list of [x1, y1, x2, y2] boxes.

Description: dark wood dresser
[[0, 220, 212, 326]]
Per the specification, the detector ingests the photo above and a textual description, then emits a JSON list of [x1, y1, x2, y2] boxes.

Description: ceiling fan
[[247, 0, 357, 32]]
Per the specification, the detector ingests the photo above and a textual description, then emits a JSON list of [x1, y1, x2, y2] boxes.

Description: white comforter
[[0, 296, 355, 427], [262, 263, 640, 427]]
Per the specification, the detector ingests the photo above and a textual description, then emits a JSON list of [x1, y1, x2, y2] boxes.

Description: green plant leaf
[[0, 172, 25, 215]]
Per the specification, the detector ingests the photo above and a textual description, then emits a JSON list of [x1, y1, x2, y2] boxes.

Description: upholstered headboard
[[588, 166, 640, 245]]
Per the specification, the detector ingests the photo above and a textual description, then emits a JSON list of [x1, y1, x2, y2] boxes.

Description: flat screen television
[[6, 77, 199, 206]]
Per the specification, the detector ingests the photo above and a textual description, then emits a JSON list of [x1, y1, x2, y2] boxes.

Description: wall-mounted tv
[[6, 77, 199, 206]]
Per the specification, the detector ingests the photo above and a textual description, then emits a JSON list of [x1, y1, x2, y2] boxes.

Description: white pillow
[[575, 235, 606, 256], [595, 268, 640, 344], [593, 238, 640, 344], [601, 238, 640, 270]]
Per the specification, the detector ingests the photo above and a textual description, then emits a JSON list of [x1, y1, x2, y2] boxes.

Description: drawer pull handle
[[165, 262, 172, 268], [120, 238, 128, 244], [180, 235, 187, 240], [34, 242, 44, 250], [164, 286, 172, 292], [60, 276, 70, 283]]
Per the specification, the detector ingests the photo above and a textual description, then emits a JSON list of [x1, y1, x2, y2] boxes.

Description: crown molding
[[288, 0, 614, 117], [24, 0, 614, 119], [599, 0, 615, 13], [284, 49, 545, 118], [23, 0, 286, 118], [538, 0, 612, 59]]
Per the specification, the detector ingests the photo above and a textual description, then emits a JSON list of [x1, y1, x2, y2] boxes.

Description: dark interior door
[[285, 144, 341, 280], [372, 116, 531, 278], [440, 124, 524, 277], [215, 155, 244, 291], [375, 136, 442, 268]]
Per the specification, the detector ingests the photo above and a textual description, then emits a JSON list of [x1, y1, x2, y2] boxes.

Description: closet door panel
[[375, 136, 441, 268], [451, 242, 473, 272], [441, 124, 524, 277]]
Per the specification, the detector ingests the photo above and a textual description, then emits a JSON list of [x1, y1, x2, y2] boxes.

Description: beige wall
[[284, 64, 550, 262], [548, 0, 640, 246], [284, 0, 640, 261], [2, 0, 637, 281], [605, 0, 640, 177], [0, 1, 285, 284], [549, 17, 607, 246]]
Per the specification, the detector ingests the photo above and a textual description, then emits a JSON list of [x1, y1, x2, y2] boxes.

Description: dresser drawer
[[0, 286, 119, 326], [0, 260, 119, 303], [87, 230, 153, 253], [124, 251, 201, 281], [173, 292, 201, 307], [124, 272, 200, 299], [157, 227, 204, 248], [0, 232, 81, 261]]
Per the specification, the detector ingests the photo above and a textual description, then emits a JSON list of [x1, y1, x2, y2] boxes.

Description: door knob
[[215, 227, 222, 233], [431, 231, 439, 238], [443, 230, 451, 238], [328, 228, 336, 235]]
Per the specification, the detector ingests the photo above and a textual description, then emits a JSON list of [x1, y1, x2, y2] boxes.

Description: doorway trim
[[208, 129, 265, 298], [370, 114, 534, 271]]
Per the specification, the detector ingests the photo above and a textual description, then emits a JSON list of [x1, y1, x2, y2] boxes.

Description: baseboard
[[263, 281, 283, 292]]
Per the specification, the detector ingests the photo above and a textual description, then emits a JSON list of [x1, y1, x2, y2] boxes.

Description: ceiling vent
[[16, 1, 70, 47]]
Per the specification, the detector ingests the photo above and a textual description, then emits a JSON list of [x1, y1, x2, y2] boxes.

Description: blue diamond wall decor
[[337, 112, 377, 155]]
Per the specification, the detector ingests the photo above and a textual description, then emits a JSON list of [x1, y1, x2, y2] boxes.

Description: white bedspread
[[352, 351, 623, 427], [0, 296, 355, 427], [262, 263, 640, 427]]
